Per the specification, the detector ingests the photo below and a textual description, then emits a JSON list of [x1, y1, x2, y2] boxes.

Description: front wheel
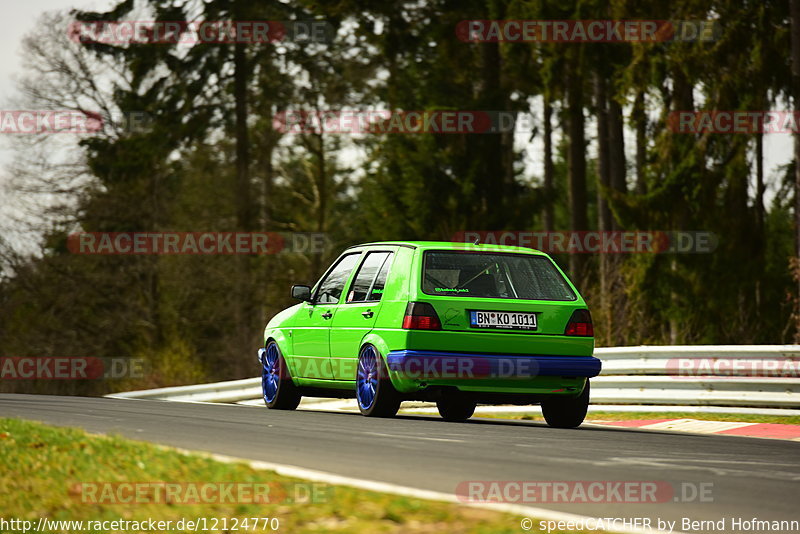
[[356, 345, 401, 417], [261, 342, 301, 410], [436, 396, 476, 422], [541, 380, 590, 428]]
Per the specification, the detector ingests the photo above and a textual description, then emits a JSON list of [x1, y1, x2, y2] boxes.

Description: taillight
[[565, 309, 593, 336], [402, 302, 442, 330]]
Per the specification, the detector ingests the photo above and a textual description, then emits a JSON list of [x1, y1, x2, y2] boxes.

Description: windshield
[[422, 251, 577, 301]]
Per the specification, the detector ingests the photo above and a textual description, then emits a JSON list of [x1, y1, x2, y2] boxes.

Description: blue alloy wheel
[[261, 343, 280, 404], [356, 345, 400, 417], [259, 342, 301, 410], [357, 345, 378, 410]]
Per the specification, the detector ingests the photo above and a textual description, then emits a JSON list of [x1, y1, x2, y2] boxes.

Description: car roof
[[344, 241, 547, 255]]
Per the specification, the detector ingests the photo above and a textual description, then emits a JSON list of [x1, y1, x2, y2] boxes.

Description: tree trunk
[[608, 97, 627, 218], [233, 13, 253, 372], [543, 96, 555, 233], [565, 52, 588, 282], [263, 105, 275, 229], [479, 41, 504, 228], [594, 74, 611, 233], [755, 131, 765, 318], [309, 131, 327, 278], [633, 90, 647, 195], [792, 0, 800, 341], [755, 133, 765, 235], [234, 40, 252, 231], [594, 73, 611, 346], [667, 68, 694, 344], [607, 95, 628, 345]]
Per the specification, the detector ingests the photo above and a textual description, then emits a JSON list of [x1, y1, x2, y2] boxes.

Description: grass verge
[[0, 417, 573, 533]]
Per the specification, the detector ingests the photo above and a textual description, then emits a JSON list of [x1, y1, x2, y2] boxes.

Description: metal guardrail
[[107, 345, 800, 410], [592, 345, 799, 408], [108, 377, 262, 404]]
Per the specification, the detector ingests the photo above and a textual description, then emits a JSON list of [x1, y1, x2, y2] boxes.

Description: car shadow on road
[[299, 407, 705, 437], [402, 413, 668, 434]]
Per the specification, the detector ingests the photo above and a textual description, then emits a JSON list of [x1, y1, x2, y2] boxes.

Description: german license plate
[[470, 310, 537, 330]]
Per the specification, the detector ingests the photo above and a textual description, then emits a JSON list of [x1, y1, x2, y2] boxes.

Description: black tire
[[356, 345, 401, 417], [261, 342, 301, 410], [436, 396, 477, 422], [541, 380, 590, 428]]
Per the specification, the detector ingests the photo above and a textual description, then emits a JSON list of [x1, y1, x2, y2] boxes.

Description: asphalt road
[[2, 394, 798, 530]]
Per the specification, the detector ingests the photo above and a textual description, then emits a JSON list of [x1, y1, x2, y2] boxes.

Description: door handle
[[321, 311, 333, 319], [361, 310, 374, 318]]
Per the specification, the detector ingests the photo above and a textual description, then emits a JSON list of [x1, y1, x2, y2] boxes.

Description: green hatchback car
[[258, 241, 600, 427]]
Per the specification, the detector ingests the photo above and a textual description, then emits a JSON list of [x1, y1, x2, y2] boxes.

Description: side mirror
[[291, 284, 312, 302]]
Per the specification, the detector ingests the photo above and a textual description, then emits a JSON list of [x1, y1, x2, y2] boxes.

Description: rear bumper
[[386, 349, 601, 379]]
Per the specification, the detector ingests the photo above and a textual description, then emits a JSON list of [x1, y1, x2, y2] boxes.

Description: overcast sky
[[0, 1, 112, 104], [0, 1, 112, 163]]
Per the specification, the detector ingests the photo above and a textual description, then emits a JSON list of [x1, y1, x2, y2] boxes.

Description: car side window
[[368, 253, 392, 301], [315, 253, 361, 304], [347, 252, 391, 303]]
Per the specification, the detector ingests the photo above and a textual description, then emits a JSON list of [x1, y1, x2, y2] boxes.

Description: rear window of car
[[422, 251, 577, 301]]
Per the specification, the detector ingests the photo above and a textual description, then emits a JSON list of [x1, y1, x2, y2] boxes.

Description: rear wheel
[[356, 345, 401, 417], [436, 396, 476, 422], [261, 342, 301, 410], [541, 380, 590, 428]]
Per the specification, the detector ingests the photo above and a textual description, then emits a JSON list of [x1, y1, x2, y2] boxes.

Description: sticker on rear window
[[434, 287, 469, 293]]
